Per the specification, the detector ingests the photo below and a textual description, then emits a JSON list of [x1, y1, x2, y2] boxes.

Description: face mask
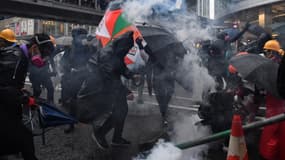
[[31, 54, 45, 67]]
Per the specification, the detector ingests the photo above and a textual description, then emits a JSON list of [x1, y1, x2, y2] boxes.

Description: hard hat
[[0, 28, 17, 43], [228, 64, 237, 74], [263, 40, 281, 52], [49, 35, 56, 46]]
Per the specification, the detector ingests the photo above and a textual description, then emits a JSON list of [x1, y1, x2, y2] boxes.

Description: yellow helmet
[[0, 29, 17, 43], [263, 40, 281, 52]]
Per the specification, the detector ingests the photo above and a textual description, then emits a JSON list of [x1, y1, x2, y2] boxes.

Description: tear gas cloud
[[172, 115, 211, 160], [123, 0, 217, 101], [134, 140, 182, 160], [133, 115, 211, 160], [123, 0, 216, 159]]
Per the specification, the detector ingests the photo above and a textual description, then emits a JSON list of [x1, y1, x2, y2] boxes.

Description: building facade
[[0, 17, 97, 38], [197, 0, 228, 19]]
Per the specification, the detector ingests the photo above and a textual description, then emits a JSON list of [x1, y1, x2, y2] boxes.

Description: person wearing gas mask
[[61, 28, 93, 133], [28, 34, 56, 104], [0, 30, 54, 160]]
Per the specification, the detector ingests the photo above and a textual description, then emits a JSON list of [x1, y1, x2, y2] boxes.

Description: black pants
[[29, 72, 54, 103], [96, 90, 128, 140], [153, 67, 175, 118], [0, 88, 37, 160], [0, 120, 38, 160]]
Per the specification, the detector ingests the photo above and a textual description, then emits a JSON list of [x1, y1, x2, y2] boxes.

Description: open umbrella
[[136, 24, 187, 68], [55, 36, 72, 46], [229, 53, 280, 98], [95, 2, 142, 47], [95, 2, 146, 70]]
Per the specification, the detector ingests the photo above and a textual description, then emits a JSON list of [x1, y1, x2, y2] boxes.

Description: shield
[[136, 24, 187, 68], [38, 102, 78, 128], [55, 36, 72, 46], [229, 53, 280, 98]]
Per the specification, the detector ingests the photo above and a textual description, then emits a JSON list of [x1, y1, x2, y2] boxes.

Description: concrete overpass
[[1, 0, 104, 25]]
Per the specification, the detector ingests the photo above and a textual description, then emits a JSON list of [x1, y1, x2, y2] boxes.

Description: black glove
[[136, 38, 144, 50]]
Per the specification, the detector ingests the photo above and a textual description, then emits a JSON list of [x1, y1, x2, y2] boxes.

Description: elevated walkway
[[1, 0, 104, 25]]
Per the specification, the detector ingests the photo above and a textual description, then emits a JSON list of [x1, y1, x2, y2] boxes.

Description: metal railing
[[176, 113, 285, 149]]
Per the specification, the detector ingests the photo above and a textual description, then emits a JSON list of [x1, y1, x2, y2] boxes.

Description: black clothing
[[29, 63, 54, 103], [61, 31, 91, 105], [76, 31, 134, 143], [244, 24, 272, 53], [0, 45, 28, 89], [0, 44, 38, 160], [198, 92, 234, 133]]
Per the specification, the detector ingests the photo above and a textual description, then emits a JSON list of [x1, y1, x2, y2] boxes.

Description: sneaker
[[111, 137, 131, 146], [91, 132, 109, 150]]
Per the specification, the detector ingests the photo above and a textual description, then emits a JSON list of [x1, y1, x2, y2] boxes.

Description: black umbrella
[[229, 53, 280, 98], [136, 24, 187, 68]]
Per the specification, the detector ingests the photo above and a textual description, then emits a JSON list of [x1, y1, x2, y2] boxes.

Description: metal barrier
[[176, 113, 285, 150]]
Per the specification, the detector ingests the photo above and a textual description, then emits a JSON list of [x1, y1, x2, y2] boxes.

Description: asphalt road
[[1, 80, 262, 160]]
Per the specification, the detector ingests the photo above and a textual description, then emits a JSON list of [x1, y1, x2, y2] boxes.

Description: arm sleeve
[[228, 28, 247, 43]]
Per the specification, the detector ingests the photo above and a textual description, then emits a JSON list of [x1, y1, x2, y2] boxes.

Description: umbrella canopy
[[55, 36, 72, 46], [136, 24, 187, 68], [229, 53, 280, 98], [38, 102, 78, 128], [96, 3, 146, 69], [96, 3, 142, 47]]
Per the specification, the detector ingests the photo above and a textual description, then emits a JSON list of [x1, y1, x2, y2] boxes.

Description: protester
[[61, 28, 93, 133], [240, 24, 272, 54], [28, 34, 56, 104], [74, 31, 135, 149], [200, 22, 250, 91], [0, 29, 52, 160], [259, 40, 285, 160]]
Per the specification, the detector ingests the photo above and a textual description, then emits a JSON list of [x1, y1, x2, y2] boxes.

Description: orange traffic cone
[[227, 115, 248, 160]]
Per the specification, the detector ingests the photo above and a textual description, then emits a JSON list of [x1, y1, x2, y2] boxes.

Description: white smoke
[[123, 0, 217, 159], [122, 0, 177, 23], [134, 115, 211, 160], [176, 53, 216, 100], [172, 114, 211, 160], [134, 140, 182, 160], [122, 0, 217, 101]]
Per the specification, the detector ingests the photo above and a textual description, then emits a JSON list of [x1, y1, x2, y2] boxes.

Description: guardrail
[[176, 113, 285, 149]]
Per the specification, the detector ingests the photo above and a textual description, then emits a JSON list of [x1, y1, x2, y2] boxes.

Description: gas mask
[[30, 36, 53, 67]]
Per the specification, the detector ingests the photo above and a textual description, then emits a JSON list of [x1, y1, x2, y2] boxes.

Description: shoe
[[111, 137, 131, 146], [64, 125, 74, 134], [91, 132, 109, 150]]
